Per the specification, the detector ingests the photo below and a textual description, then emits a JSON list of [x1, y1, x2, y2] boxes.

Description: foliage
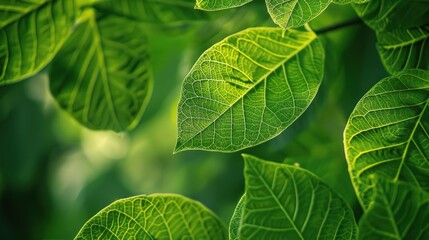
[[1, 0, 428, 239]]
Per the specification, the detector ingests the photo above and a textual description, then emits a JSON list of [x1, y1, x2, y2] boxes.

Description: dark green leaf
[[241, 154, 357, 239], [175, 27, 324, 152], [0, 0, 77, 85], [50, 10, 152, 132], [74, 194, 228, 239]]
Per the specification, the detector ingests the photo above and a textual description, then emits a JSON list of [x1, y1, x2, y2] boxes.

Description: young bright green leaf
[[175, 27, 324, 152], [359, 178, 429, 240], [265, 0, 332, 29], [241, 154, 358, 239], [229, 194, 245, 240], [344, 69, 429, 207], [93, 0, 207, 23], [49, 10, 152, 132], [0, 0, 77, 85], [353, 0, 429, 32], [377, 25, 429, 74], [195, 0, 252, 11], [74, 194, 228, 239]]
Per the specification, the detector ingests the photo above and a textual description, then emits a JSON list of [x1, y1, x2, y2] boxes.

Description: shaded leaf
[[332, 0, 368, 5], [0, 0, 77, 85], [377, 25, 429, 74], [353, 0, 429, 32], [359, 178, 429, 240], [265, 0, 332, 29], [195, 0, 252, 11], [93, 0, 207, 23], [74, 194, 227, 239], [175, 27, 324, 152], [50, 10, 152, 132], [229, 194, 245, 240], [241, 154, 357, 239], [344, 69, 429, 207]]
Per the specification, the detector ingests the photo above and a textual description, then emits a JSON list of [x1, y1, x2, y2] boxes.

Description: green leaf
[[229, 194, 245, 240], [377, 25, 429, 74], [241, 154, 358, 239], [265, 0, 332, 29], [195, 0, 252, 11], [93, 0, 207, 23], [332, 0, 368, 5], [353, 0, 429, 32], [74, 194, 228, 239], [49, 10, 152, 132], [0, 0, 77, 85], [359, 178, 429, 240], [175, 27, 324, 152], [344, 69, 429, 207]]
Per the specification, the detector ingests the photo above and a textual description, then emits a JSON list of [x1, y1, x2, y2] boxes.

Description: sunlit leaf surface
[[240, 155, 357, 239], [74, 194, 227, 239], [265, 0, 332, 29], [50, 10, 152, 132], [377, 25, 429, 74], [359, 178, 429, 240], [176, 27, 324, 152], [344, 69, 429, 207], [0, 0, 76, 85], [195, 0, 252, 11]]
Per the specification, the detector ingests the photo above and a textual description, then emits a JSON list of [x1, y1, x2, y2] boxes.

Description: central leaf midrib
[[177, 32, 315, 150], [0, 0, 51, 29]]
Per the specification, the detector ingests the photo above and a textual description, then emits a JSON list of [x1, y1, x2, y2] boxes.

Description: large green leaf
[[74, 194, 227, 239], [359, 178, 429, 240], [92, 0, 207, 23], [353, 0, 429, 32], [344, 69, 429, 207], [195, 0, 252, 11], [240, 154, 357, 239], [377, 25, 429, 74], [229, 194, 245, 240], [265, 0, 332, 29], [50, 10, 152, 132], [175, 27, 324, 152], [0, 0, 77, 85]]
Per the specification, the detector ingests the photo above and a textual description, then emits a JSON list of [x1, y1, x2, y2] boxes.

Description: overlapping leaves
[[175, 27, 324, 152], [50, 10, 152, 132], [0, 0, 77, 85], [74, 194, 227, 239], [234, 155, 357, 239], [344, 69, 429, 207]]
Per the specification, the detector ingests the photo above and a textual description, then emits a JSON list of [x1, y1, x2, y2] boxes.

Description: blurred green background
[[0, 2, 387, 239]]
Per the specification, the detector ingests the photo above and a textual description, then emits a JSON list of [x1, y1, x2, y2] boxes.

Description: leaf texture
[[359, 179, 429, 240], [0, 0, 77, 85], [50, 10, 152, 132], [74, 194, 227, 239], [241, 154, 357, 240], [377, 25, 429, 74], [344, 69, 429, 207], [353, 0, 429, 32], [265, 0, 332, 29], [195, 0, 252, 11], [229, 194, 245, 240], [175, 27, 324, 152], [93, 0, 207, 23]]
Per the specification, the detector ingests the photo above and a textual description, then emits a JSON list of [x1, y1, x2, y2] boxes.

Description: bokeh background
[[0, 2, 388, 239]]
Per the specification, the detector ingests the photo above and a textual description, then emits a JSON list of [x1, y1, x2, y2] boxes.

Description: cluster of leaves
[[2, 0, 429, 239]]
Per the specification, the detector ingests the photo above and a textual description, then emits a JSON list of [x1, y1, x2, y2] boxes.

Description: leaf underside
[[175, 27, 324, 152], [377, 25, 429, 74], [240, 155, 357, 240], [50, 11, 152, 132], [0, 0, 76, 85], [344, 69, 429, 207], [359, 179, 429, 240], [74, 194, 227, 239], [265, 0, 332, 29]]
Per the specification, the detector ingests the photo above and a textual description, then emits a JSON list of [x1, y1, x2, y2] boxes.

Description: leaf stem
[[315, 18, 363, 35]]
